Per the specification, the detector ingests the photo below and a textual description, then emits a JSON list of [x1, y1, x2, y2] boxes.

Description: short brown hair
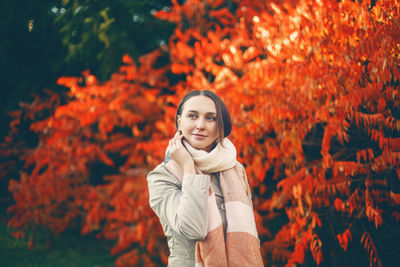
[[175, 90, 232, 143]]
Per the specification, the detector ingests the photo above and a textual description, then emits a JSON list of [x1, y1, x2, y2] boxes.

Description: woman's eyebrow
[[186, 110, 216, 115]]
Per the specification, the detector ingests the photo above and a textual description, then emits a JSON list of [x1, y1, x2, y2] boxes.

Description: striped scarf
[[165, 138, 264, 266]]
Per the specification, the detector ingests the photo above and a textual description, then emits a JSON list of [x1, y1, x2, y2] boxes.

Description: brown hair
[[175, 90, 232, 143]]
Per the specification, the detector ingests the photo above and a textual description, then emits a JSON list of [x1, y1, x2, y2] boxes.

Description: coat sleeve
[[147, 164, 210, 241]]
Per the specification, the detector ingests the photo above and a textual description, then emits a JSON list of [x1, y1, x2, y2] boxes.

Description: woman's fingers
[[170, 132, 183, 145], [169, 136, 182, 156], [168, 132, 194, 172], [169, 133, 186, 155]]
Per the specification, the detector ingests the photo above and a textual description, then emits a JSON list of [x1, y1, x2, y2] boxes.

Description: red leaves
[[310, 234, 323, 265], [361, 231, 383, 267], [242, 46, 263, 62], [2, 0, 400, 266], [122, 54, 133, 65], [390, 191, 400, 205], [364, 181, 384, 229], [286, 234, 308, 266], [3, 41, 172, 265], [171, 63, 194, 74], [115, 249, 140, 267], [356, 149, 374, 163], [209, 8, 236, 25], [365, 204, 383, 229], [337, 228, 352, 251], [333, 161, 367, 178], [333, 198, 345, 212]]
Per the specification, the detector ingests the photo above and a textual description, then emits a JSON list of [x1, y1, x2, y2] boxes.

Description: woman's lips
[[192, 134, 207, 139]]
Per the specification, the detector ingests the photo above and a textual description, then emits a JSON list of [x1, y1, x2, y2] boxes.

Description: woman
[[147, 90, 263, 266]]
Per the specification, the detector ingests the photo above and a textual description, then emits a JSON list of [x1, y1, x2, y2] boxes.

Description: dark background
[[0, 0, 176, 140]]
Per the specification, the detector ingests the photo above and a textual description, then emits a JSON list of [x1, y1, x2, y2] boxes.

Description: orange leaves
[[390, 191, 400, 205], [371, 152, 400, 172], [171, 63, 194, 74], [57, 76, 80, 91], [315, 177, 351, 197], [356, 149, 374, 163], [98, 112, 119, 135], [286, 229, 323, 267], [354, 112, 385, 128], [2, 0, 400, 266], [175, 41, 194, 59], [208, 8, 236, 25], [365, 204, 383, 229], [153, 0, 182, 24], [155, 120, 172, 136], [278, 168, 307, 192], [249, 154, 267, 182], [115, 249, 140, 267], [361, 231, 383, 267], [333, 161, 367, 178], [333, 198, 345, 212], [104, 135, 135, 154], [242, 46, 263, 62], [119, 57, 137, 81], [3, 35, 173, 266], [111, 223, 147, 255], [337, 228, 352, 251], [122, 54, 133, 65], [169, 37, 195, 74], [286, 234, 308, 266], [364, 182, 384, 229], [310, 234, 323, 265], [369, 129, 390, 150]]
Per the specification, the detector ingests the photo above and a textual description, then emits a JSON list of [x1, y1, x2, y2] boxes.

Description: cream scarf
[[182, 138, 237, 173], [165, 138, 264, 267]]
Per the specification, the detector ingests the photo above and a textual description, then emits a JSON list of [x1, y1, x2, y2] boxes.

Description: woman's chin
[[186, 138, 212, 151]]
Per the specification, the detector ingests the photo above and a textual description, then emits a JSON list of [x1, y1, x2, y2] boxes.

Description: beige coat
[[147, 161, 252, 267]]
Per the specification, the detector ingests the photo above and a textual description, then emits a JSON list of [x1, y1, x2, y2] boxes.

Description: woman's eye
[[188, 114, 197, 119], [207, 116, 216, 121]]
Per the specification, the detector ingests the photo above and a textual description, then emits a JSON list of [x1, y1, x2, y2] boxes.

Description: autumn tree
[[155, 0, 400, 265], [1, 0, 400, 266], [2, 51, 174, 265]]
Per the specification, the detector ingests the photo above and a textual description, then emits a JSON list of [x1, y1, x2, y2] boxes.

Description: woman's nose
[[195, 118, 205, 129]]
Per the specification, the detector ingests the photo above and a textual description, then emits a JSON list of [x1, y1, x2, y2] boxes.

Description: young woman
[[147, 90, 263, 266]]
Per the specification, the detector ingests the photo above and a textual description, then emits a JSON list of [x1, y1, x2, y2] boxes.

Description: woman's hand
[[169, 133, 196, 174]]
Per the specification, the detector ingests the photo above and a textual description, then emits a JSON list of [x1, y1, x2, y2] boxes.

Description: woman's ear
[[177, 115, 182, 130]]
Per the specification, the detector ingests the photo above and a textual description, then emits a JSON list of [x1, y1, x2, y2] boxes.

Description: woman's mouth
[[192, 134, 207, 139]]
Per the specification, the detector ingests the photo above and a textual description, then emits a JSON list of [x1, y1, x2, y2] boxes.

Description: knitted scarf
[[165, 138, 264, 267]]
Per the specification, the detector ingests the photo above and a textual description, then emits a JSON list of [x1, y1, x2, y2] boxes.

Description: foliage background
[[1, 0, 400, 266], [0, 0, 174, 139]]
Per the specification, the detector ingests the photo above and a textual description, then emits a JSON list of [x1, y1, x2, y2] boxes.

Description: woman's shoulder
[[147, 160, 182, 184], [147, 162, 165, 175]]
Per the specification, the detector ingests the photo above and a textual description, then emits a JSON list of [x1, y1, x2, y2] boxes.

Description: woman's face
[[178, 95, 218, 152]]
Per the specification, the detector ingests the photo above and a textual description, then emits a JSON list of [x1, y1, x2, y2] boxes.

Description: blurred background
[[1, 0, 174, 266], [0, 0, 175, 140]]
